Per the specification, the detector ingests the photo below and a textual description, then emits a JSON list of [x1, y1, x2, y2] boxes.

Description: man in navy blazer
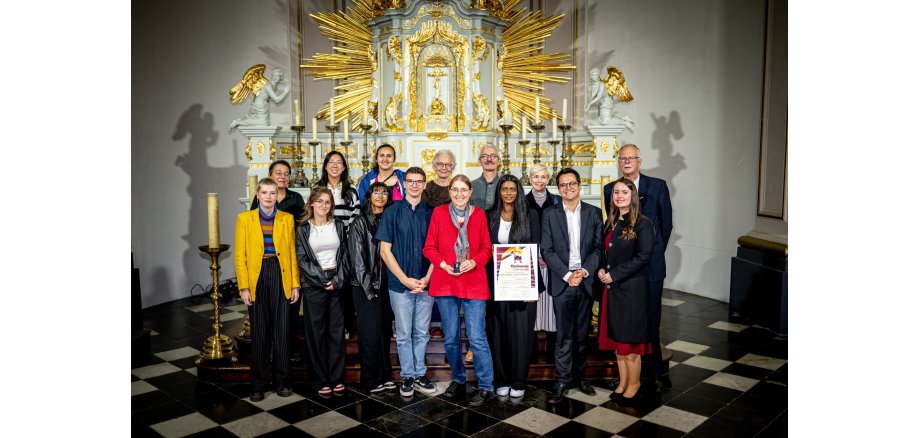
[[542, 168, 604, 404], [603, 144, 673, 392]]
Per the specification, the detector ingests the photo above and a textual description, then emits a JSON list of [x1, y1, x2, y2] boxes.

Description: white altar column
[[586, 123, 631, 195], [238, 126, 282, 209]]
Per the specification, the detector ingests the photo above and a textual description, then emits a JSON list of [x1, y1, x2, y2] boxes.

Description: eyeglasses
[[500, 187, 518, 193], [271, 171, 291, 177], [450, 187, 470, 194], [405, 179, 425, 186], [435, 162, 453, 168], [371, 190, 388, 196], [313, 200, 332, 206], [480, 154, 498, 160], [618, 156, 640, 163], [558, 181, 580, 189], [327, 160, 344, 167]]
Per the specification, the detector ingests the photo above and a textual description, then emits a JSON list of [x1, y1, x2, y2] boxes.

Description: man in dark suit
[[541, 168, 604, 404], [603, 144, 673, 392]]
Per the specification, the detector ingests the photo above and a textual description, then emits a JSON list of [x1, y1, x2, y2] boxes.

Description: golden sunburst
[[301, 0, 574, 133]]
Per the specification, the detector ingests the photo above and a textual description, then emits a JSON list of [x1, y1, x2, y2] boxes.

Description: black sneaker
[[383, 381, 397, 390], [276, 386, 293, 397], [250, 390, 265, 402], [468, 389, 496, 406], [444, 381, 463, 398], [413, 376, 436, 394], [369, 384, 387, 394], [400, 378, 415, 397]]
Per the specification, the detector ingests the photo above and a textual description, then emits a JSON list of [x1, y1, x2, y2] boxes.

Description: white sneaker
[[509, 388, 525, 398], [496, 386, 510, 396]]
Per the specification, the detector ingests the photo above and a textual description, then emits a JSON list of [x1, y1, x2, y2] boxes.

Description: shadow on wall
[[646, 110, 685, 280], [173, 104, 239, 293]]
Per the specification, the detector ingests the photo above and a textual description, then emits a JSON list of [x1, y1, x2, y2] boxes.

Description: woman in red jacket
[[423, 175, 495, 406]]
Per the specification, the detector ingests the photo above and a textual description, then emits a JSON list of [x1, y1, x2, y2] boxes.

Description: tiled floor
[[132, 289, 787, 437]]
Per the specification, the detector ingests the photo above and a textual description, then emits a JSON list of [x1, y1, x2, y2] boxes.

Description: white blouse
[[309, 221, 339, 270]]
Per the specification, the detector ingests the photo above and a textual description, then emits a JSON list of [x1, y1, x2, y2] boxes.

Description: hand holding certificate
[[493, 244, 539, 301]]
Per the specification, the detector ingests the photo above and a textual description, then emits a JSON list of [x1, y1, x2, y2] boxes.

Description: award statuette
[[454, 214, 468, 273]]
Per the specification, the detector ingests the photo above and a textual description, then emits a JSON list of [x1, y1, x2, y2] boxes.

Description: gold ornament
[[229, 64, 268, 103], [603, 66, 634, 102]]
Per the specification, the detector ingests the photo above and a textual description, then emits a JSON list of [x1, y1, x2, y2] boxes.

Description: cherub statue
[[584, 66, 634, 126], [228, 64, 290, 133]]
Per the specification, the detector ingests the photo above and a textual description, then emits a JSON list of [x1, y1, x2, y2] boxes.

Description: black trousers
[[302, 272, 346, 390], [488, 301, 536, 390], [552, 286, 593, 386], [644, 279, 665, 379], [289, 292, 303, 356], [352, 284, 394, 390], [249, 258, 291, 391]]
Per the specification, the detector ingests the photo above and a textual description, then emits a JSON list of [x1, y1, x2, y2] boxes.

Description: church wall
[[133, 0, 769, 307], [579, 0, 768, 302]]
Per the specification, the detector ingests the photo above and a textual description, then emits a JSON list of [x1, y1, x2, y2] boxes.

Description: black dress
[[604, 215, 655, 352]]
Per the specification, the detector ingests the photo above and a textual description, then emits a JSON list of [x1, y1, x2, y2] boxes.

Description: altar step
[[196, 321, 670, 384]]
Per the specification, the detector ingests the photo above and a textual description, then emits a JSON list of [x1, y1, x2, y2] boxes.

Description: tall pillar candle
[[363, 101, 368, 125], [312, 117, 318, 140], [247, 175, 258, 200], [520, 114, 527, 140], [293, 99, 303, 126], [553, 119, 558, 140], [343, 116, 349, 141], [207, 193, 220, 248], [534, 95, 540, 123], [329, 98, 335, 124], [562, 98, 567, 125], [503, 101, 510, 125]]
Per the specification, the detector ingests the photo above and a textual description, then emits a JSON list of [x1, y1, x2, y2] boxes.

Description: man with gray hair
[[470, 145, 500, 210]]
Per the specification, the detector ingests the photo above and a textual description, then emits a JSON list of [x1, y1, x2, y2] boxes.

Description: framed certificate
[[493, 244, 539, 301]]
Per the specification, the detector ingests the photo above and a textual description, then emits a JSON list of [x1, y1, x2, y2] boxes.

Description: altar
[[233, 0, 636, 209]]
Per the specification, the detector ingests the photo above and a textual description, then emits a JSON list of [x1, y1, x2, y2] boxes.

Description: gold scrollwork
[[407, 20, 467, 133], [256, 140, 266, 156], [385, 92, 405, 132], [386, 35, 402, 64], [600, 139, 610, 154], [569, 143, 596, 157], [245, 138, 252, 160], [270, 138, 276, 160]]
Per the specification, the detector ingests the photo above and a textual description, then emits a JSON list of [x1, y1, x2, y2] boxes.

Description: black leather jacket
[[295, 219, 350, 290], [348, 212, 384, 299]]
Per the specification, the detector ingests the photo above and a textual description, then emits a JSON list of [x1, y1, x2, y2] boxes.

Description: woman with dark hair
[[250, 160, 306, 223], [423, 175, 496, 406], [314, 150, 360, 232], [296, 187, 351, 396], [525, 164, 561, 360], [597, 177, 654, 401], [485, 174, 541, 398], [348, 182, 397, 394], [358, 144, 406, 203]]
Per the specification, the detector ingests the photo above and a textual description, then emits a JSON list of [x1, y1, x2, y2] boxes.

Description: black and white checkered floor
[[132, 289, 787, 437]]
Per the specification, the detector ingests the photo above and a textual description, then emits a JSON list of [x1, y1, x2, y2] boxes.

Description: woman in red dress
[[597, 178, 654, 401]]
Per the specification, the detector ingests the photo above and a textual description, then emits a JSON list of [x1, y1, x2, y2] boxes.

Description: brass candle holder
[[548, 140, 561, 184], [518, 140, 531, 185], [307, 141, 321, 186], [559, 124, 573, 169], [339, 141, 353, 157], [499, 123, 513, 175], [325, 124, 339, 151], [359, 123, 373, 175], [194, 244, 237, 365], [530, 122, 545, 166], [290, 125, 308, 188]]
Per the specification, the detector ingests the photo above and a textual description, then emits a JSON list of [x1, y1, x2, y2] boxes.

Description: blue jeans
[[436, 297, 494, 391], [389, 289, 433, 379]]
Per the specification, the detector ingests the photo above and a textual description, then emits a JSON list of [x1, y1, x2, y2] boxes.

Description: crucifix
[[427, 68, 447, 98]]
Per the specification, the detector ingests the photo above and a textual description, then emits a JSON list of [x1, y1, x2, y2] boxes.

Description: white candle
[[535, 95, 540, 123], [562, 98, 567, 125], [363, 101, 368, 125], [344, 116, 349, 142], [553, 119, 558, 140], [293, 99, 302, 126], [207, 193, 220, 248], [503, 101, 510, 125], [312, 117, 317, 140], [521, 114, 527, 140], [329, 98, 335, 124]]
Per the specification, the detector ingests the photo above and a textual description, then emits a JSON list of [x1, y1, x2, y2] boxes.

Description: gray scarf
[[449, 202, 471, 261]]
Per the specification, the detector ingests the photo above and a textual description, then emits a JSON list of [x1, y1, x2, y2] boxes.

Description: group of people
[[233, 142, 672, 406]]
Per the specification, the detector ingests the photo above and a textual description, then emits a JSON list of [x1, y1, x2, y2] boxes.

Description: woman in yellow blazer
[[234, 177, 301, 402]]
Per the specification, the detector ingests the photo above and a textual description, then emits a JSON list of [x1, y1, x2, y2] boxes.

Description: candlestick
[[312, 117, 317, 141], [360, 123, 373, 175], [194, 243, 237, 364], [325, 124, 339, 150], [548, 140, 561, 184], [247, 175, 258, 200], [329, 98, 335, 124], [293, 99, 302, 126], [519, 140, 531, 185], [559, 123, 573, 170], [290, 125, 308, 188], [308, 141, 321, 185], [207, 193, 219, 249], [499, 123, 513, 175], [562, 98, 567, 125]]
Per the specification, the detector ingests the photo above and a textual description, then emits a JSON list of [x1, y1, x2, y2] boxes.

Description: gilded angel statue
[[584, 66, 634, 127], [228, 64, 290, 133]]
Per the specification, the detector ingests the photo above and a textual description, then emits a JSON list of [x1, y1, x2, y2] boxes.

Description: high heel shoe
[[608, 390, 625, 400]]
